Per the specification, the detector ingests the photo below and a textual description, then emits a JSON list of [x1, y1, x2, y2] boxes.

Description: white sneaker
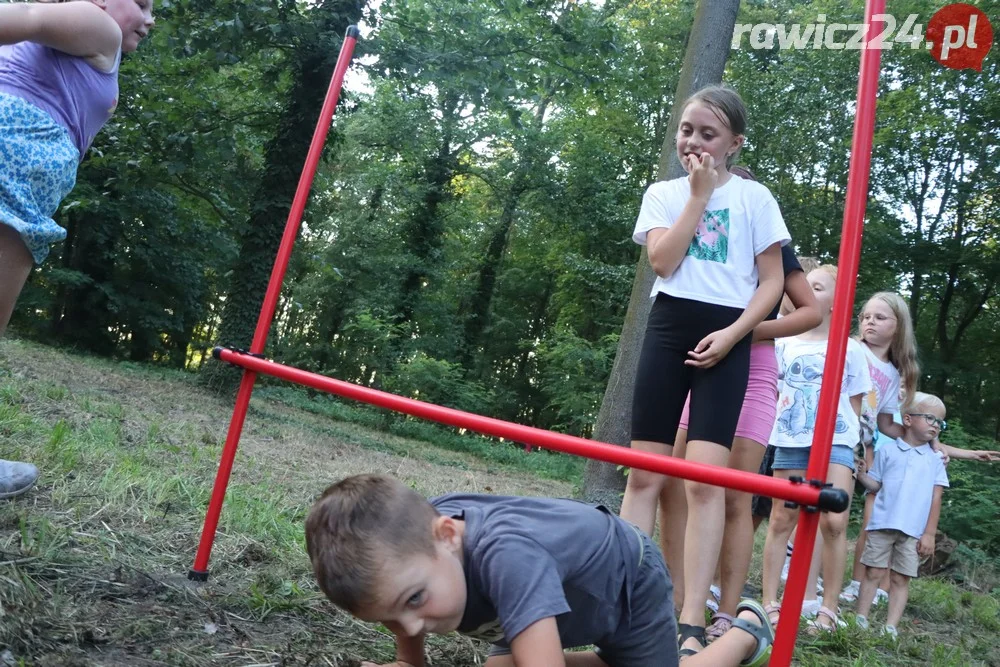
[[873, 589, 889, 607], [855, 614, 869, 630], [801, 597, 823, 618], [882, 624, 898, 639], [839, 580, 861, 603], [0, 460, 39, 499]]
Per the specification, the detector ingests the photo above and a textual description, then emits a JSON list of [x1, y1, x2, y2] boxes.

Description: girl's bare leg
[[716, 436, 766, 617], [621, 440, 676, 536], [0, 224, 33, 337], [658, 430, 689, 609], [678, 440, 730, 651]]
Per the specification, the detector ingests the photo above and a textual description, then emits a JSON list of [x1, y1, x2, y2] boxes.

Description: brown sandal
[[764, 601, 781, 628]]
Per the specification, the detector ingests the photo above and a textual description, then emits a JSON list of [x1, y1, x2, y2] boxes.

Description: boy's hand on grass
[[918, 533, 935, 557]]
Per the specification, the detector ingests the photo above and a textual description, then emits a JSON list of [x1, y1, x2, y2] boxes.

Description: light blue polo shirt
[[867, 438, 949, 538]]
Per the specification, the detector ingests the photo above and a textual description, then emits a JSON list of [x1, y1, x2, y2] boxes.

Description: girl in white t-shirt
[[839, 292, 919, 604], [620, 85, 788, 657], [760, 266, 872, 632]]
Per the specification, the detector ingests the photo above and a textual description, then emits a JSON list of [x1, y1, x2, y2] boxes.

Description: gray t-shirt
[[431, 494, 642, 652]]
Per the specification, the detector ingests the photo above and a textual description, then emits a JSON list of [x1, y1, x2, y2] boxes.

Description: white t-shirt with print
[[770, 337, 872, 448], [858, 343, 901, 450], [632, 175, 790, 309]]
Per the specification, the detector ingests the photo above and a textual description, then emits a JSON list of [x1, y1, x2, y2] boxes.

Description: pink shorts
[[678, 342, 778, 446]]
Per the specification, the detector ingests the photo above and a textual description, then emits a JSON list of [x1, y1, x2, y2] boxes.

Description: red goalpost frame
[[770, 0, 886, 661], [191, 4, 886, 662]]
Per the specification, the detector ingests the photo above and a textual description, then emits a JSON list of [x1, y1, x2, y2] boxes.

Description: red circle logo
[[927, 3, 993, 70]]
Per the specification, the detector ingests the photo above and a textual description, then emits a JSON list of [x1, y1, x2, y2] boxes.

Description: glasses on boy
[[908, 413, 947, 431]]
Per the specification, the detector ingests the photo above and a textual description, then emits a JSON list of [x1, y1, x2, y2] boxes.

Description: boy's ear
[[431, 516, 462, 551], [901, 413, 912, 428]]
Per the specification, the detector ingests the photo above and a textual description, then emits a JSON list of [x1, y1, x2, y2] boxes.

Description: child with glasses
[[852, 392, 949, 639]]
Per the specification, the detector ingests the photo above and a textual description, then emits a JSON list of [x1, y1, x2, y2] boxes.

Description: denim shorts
[[595, 527, 678, 667], [772, 444, 856, 471]]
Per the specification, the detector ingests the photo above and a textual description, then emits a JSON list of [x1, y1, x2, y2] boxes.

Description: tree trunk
[[200, 0, 363, 393], [580, 0, 741, 508]]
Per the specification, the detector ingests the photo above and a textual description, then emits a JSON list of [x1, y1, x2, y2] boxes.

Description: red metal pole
[[771, 1, 885, 662], [189, 26, 361, 581], [214, 348, 851, 510]]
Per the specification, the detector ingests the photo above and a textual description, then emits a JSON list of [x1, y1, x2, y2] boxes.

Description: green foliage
[[933, 422, 1000, 553]]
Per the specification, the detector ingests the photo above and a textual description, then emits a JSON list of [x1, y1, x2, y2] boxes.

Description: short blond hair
[[903, 391, 946, 416], [305, 475, 440, 612], [816, 264, 837, 281]]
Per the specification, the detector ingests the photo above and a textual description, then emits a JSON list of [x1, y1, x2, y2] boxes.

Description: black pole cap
[[188, 569, 209, 582], [211, 346, 224, 360], [817, 487, 851, 513], [346, 25, 361, 39]]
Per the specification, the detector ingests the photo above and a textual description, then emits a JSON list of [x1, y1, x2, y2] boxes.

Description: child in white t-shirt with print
[[853, 392, 949, 639], [621, 84, 788, 657], [760, 265, 871, 632]]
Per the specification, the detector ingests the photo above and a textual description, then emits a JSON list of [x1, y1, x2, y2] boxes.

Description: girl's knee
[[626, 469, 667, 495], [685, 478, 725, 505], [820, 512, 848, 539], [767, 503, 797, 534], [724, 489, 752, 516]]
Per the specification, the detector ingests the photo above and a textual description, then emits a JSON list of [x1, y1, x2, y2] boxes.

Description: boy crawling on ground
[[853, 392, 950, 639], [305, 474, 774, 667]]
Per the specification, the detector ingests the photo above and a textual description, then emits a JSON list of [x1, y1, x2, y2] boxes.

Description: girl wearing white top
[[760, 266, 871, 632], [620, 85, 788, 657]]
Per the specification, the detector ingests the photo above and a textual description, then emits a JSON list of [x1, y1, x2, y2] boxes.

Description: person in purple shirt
[[0, 0, 155, 499]]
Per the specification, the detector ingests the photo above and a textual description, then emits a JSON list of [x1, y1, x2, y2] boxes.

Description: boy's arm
[[855, 468, 881, 494], [509, 617, 565, 667], [919, 486, 945, 557]]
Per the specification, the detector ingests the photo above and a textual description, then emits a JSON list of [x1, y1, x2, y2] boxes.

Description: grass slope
[[0, 339, 997, 666]]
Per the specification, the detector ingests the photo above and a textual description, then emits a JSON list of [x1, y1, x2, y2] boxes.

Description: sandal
[[705, 613, 734, 643], [764, 601, 781, 628], [809, 606, 846, 633], [677, 622, 706, 659], [733, 600, 775, 667]]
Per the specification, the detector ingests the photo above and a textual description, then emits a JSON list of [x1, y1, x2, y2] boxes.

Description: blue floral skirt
[[0, 92, 79, 264]]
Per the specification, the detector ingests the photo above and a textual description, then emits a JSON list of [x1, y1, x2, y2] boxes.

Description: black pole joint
[[213, 346, 266, 364], [188, 569, 209, 582], [782, 476, 849, 514]]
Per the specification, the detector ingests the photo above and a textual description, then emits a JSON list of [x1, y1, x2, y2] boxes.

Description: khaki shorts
[[861, 529, 919, 577]]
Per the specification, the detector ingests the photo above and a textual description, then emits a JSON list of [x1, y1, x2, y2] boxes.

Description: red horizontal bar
[[216, 348, 828, 507]]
